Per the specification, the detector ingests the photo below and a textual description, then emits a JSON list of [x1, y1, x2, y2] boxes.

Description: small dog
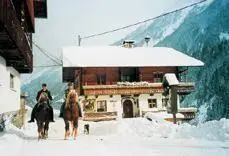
[[84, 124, 89, 135]]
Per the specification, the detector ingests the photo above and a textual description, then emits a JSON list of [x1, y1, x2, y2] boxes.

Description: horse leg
[[44, 121, 49, 139], [37, 122, 43, 140], [73, 120, 78, 139], [73, 128, 77, 140], [41, 123, 46, 139], [70, 121, 74, 136], [64, 120, 70, 140]]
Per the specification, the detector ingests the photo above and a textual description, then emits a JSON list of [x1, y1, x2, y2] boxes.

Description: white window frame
[[148, 99, 157, 108]]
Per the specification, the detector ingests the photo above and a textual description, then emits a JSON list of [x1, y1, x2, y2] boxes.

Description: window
[[121, 75, 131, 82], [96, 74, 106, 85], [148, 99, 157, 108], [153, 72, 163, 83], [10, 74, 14, 89], [162, 98, 169, 108], [120, 67, 138, 82], [97, 100, 107, 112]]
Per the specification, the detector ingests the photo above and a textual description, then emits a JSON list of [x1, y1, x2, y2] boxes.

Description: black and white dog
[[84, 124, 89, 135]]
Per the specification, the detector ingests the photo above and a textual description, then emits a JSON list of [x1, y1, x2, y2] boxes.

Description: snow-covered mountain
[[22, 0, 229, 121], [118, 0, 229, 121]]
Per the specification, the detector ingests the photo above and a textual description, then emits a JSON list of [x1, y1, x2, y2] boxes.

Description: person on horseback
[[35, 92, 51, 139], [28, 83, 55, 123], [64, 90, 80, 140], [59, 82, 82, 118]]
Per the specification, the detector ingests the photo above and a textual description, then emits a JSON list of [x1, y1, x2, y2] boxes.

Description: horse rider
[[28, 83, 55, 123], [59, 82, 82, 118]]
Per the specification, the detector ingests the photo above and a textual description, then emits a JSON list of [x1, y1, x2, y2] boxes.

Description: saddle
[[36, 102, 50, 116]]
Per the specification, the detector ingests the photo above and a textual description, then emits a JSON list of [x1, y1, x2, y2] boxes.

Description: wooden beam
[[34, 0, 47, 18], [0, 0, 33, 73]]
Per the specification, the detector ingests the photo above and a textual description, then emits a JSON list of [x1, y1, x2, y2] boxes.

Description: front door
[[123, 100, 133, 118]]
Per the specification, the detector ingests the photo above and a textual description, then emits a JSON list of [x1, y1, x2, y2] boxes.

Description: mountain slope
[[120, 0, 229, 121], [156, 0, 229, 121], [21, 67, 65, 109]]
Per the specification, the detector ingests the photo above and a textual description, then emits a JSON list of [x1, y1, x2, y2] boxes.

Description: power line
[[32, 41, 62, 63], [81, 0, 208, 40], [32, 41, 62, 65], [11, 16, 63, 67]]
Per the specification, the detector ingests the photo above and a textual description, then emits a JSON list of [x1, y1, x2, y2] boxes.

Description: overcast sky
[[33, 0, 199, 66]]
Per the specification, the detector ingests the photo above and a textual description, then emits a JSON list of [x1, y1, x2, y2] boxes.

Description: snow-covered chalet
[[62, 41, 204, 122]]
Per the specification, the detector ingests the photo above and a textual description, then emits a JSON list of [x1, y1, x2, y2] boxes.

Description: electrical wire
[[81, 0, 207, 40]]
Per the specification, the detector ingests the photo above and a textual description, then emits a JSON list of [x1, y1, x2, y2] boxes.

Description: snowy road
[[1, 115, 229, 156]]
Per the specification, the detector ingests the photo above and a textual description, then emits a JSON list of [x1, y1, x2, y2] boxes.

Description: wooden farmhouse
[[62, 41, 204, 122]]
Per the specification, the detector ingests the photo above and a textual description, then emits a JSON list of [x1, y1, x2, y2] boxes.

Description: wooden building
[[0, 0, 47, 125], [62, 43, 204, 122]]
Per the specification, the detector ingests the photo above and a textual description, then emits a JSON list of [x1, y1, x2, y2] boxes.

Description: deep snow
[[1, 109, 229, 156]]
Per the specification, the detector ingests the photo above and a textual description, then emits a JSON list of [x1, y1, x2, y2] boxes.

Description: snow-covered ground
[[1, 109, 229, 156]]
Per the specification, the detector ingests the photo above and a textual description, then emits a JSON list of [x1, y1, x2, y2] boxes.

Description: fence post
[[20, 92, 28, 129]]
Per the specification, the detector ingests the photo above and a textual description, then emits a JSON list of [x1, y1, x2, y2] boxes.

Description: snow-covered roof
[[164, 73, 179, 86], [62, 46, 204, 67]]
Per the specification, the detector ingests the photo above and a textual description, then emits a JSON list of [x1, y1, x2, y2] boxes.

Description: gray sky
[[33, 0, 199, 66]]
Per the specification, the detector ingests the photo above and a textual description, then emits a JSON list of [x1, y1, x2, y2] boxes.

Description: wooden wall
[[139, 67, 177, 82], [83, 67, 119, 85], [80, 67, 178, 85]]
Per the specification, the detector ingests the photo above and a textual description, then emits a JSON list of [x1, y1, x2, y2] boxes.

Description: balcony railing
[[83, 83, 164, 95], [177, 82, 195, 94], [83, 82, 195, 96]]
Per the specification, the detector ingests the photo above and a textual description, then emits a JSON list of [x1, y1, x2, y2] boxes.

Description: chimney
[[122, 40, 135, 48]]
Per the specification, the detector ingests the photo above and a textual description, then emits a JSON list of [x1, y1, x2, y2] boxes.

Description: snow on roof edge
[[62, 46, 204, 67]]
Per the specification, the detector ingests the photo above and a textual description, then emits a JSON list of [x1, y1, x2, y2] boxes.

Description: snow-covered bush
[[0, 114, 6, 132]]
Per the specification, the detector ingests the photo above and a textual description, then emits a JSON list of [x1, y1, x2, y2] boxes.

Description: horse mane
[[65, 90, 78, 109], [38, 92, 49, 104]]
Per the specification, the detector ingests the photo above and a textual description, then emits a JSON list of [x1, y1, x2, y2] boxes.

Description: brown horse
[[63, 90, 80, 140], [35, 92, 51, 140]]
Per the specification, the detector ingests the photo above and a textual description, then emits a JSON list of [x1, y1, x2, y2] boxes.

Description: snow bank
[[2, 108, 229, 143], [173, 118, 229, 141], [144, 112, 169, 123], [144, 112, 229, 141]]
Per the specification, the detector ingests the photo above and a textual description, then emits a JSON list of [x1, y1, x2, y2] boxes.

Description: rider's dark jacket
[[36, 89, 53, 103]]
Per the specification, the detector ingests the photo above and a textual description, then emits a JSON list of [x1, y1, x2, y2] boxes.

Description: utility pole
[[144, 36, 151, 47], [162, 74, 178, 124], [170, 86, 178, 124], [78, 35, 81, 46]]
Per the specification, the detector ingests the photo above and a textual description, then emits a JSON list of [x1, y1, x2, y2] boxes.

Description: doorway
[[123, 100, 133, 118]]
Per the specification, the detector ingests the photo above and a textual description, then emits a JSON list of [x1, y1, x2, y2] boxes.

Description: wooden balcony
[[0, 0, 33, 73], [177, 82, 195, 95], [83, 82, 195, 96], [83, 83, 164, 96], [34, 0, 47, 18], [178, 108, 197, 120]]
